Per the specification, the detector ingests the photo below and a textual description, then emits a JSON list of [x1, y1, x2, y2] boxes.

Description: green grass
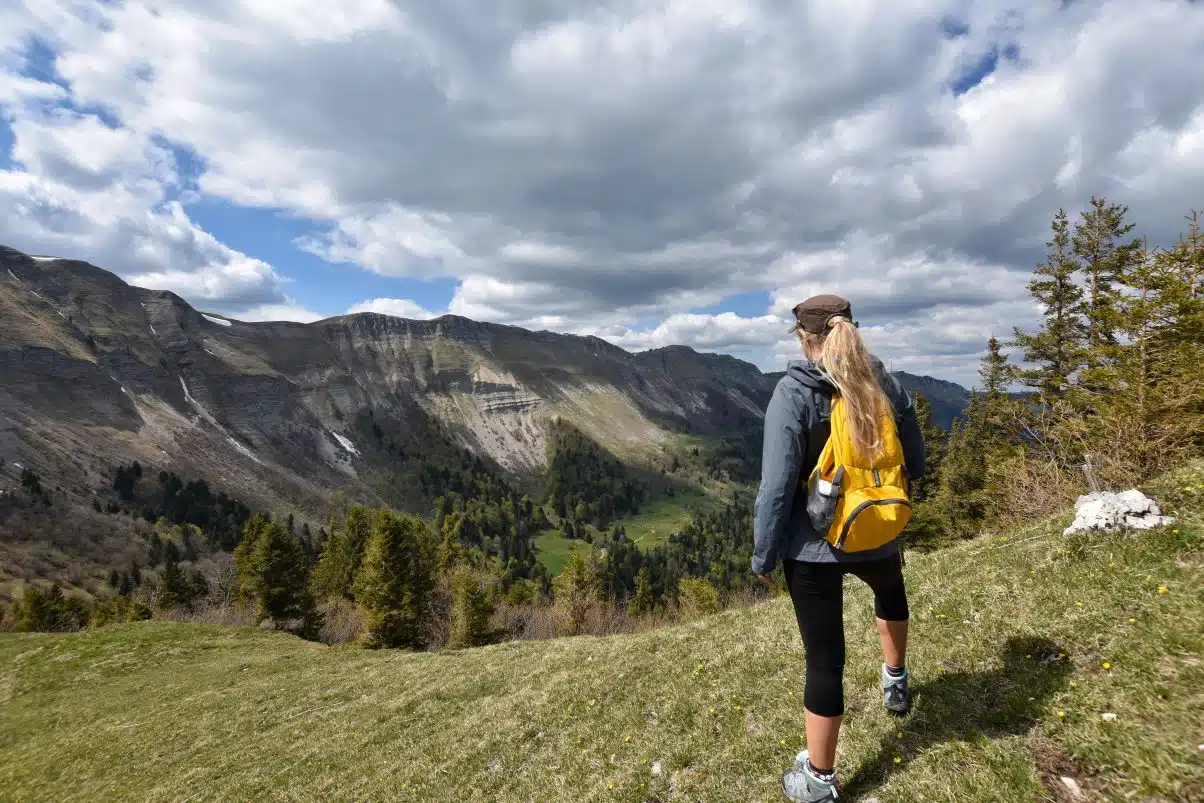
[[533, 529, 592, 576], [2, 464, 1202, 801], [617, 489, 718, 549], [534, 490, 719, 574]]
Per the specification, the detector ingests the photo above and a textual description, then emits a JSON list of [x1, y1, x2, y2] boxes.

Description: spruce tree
[[553, 550, 601, 636], [157, 555, 189, 611], [353, 511, 437, 649], [236, 516, 316, 632], [910, 392, 946, 502], [1073, 197, 1142, 351], [931, 416, 988, 539], [449, 566, 495, 648], [1013, 209, 1088, 396], [437, 517, 463, 573], [1085, 238, 1204, 478], [629, 566, 654, 618], [311, 506, 373, 600]]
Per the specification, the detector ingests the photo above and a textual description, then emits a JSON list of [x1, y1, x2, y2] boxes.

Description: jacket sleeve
[[752, 383, 807, 575], [883, 373, 926, 481]]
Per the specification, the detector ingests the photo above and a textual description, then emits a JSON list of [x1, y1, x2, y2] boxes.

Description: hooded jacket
[[751, 358, 926, 573]]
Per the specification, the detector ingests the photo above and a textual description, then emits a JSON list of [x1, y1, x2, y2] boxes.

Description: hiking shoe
[[782, 750, 839, 802], [882, 663, 910, 715]]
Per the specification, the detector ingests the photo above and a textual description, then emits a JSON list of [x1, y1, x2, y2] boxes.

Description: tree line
[[906, 200, 1203, 544]]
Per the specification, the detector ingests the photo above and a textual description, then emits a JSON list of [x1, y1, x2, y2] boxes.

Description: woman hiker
[[752, 295, 926, 802]]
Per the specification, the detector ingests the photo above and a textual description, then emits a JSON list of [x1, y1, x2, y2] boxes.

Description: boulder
[[1064, 490, 1175, 535]]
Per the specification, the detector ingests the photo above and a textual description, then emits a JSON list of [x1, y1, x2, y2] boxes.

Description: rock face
[[0, 245, 970, 518], [1063, 490, 1175, 535]]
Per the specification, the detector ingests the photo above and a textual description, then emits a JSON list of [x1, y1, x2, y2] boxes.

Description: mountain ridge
[[0, 245, 969, 519]]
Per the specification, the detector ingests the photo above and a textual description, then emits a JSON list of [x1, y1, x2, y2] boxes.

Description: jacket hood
[[784, 359, 837, 395]]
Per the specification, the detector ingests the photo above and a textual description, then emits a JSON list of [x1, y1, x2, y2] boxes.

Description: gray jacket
[[751, 359, 925, 573]]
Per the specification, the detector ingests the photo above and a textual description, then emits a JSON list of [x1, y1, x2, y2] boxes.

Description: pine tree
[[130, 561, 142, 587], [235, 516, 317, 632], [437, 517, 463, 573], [1073, 197, 1142, 351], [108, 569, 121, 590], [156, 555, 189, 611], [449, 566, 495, 649], [910, 392, 946, 502], [311, 506, 373, 600], [1081, 237, 1204, 479], [1013, 209, 1088, 396], [628, 567, 654, 618], [931, 415, 988, 539], [353, 511, 437, 649], [553, 550, 601, 636]]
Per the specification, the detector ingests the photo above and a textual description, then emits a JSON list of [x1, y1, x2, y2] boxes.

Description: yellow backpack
[[805, 395, 911, 552]]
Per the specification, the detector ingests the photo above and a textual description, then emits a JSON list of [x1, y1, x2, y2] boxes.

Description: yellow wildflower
[[894, 757, 903, 765]]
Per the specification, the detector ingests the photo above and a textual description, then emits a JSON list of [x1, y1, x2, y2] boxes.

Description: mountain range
[[0, 245, 969, 520]]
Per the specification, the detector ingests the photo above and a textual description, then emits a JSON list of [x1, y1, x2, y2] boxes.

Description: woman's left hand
[[755, 573, 774, 586]]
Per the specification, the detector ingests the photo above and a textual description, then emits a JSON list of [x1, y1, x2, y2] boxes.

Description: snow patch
[[7, 269, 21, 283], [149, 324, 157, 336], [204, 349, 217, 357], [330, 431, 361, 457], [202, 313, 232, 327], [226, 436, 262, 465], [1064, 490, 1175, 535], [13, 462, 24, 469], [179, 376, 197, 406], [29, 256, 61, 261]]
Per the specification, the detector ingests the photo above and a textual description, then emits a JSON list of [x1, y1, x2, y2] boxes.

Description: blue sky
[[2, 1, 1202, 385]]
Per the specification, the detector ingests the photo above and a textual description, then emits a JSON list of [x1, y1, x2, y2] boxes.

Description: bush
[[13, 584, 91, 632], [677, 577, 720, 619]]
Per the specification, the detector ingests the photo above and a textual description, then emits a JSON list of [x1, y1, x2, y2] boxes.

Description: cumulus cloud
[[345, 297, 441, 320], [2, 0, 1203, 385]]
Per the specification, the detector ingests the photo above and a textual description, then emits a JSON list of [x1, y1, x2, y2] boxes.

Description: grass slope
[[2, 467, 1202, 802], [535, 489, 719, 574]]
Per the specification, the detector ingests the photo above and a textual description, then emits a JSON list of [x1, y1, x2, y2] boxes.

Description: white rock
[[1064, 490, 1174, 535], [651, 761, 663, 777], [1060, 776, 1084, 799], [1101, 712, 1118, 722]]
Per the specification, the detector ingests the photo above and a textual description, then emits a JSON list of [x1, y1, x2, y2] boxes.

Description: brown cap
[[792, 294, 853, 335]]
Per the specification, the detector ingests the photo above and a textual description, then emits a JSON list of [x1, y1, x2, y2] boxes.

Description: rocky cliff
[[0, 246, 968, 518]]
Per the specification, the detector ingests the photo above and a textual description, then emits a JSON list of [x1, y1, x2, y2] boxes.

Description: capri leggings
[[782, 552, 909, 717]]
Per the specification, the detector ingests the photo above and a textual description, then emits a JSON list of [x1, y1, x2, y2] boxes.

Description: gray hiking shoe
[[882, 663, 911, 715], [781, 750, 839, 802]]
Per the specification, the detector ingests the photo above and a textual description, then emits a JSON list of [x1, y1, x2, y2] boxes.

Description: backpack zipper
[[835, 498, 912, 550]]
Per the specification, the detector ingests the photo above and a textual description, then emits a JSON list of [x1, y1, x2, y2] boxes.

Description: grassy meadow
[[1, 465, 1201, 801]]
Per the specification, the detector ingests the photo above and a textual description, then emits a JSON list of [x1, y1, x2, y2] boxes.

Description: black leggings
[[783, 553, 909, 717]]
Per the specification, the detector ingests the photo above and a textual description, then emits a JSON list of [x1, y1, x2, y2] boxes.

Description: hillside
[[0, 245, 968, 522], [2, 467, 1200, 802]]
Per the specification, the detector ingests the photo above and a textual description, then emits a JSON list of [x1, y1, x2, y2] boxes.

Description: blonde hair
[[799, 316, 891, 459]]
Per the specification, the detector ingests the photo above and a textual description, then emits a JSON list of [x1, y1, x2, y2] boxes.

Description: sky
[[1, 1, 1202, 387]]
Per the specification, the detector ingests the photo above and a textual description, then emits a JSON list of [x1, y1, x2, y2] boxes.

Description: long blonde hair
[[800, 317, 891, 459]]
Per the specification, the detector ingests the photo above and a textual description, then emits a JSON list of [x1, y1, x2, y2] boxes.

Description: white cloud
[[345, 297, 441, 320], [1, 0, 1203, 384]]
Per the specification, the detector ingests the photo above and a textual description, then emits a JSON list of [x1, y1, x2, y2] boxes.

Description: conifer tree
[[156, 555, 189, 611], [910, 392, 946, 501], [553, 550, 601, 636], [628, 566, 654, 618], [311, 506, 372, 600], [1081, 238, 1204, 479], [1073, 197, 1142, 351], [1013, 209, 1088, 396], [235, 516, 317, 632], [449, 566, 495, 648], [353, 511, 437, 649], [437, 517, 463, 573]]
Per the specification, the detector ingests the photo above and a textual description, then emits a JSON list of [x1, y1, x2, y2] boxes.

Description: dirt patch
[[1032, 739, 1100, 801]]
